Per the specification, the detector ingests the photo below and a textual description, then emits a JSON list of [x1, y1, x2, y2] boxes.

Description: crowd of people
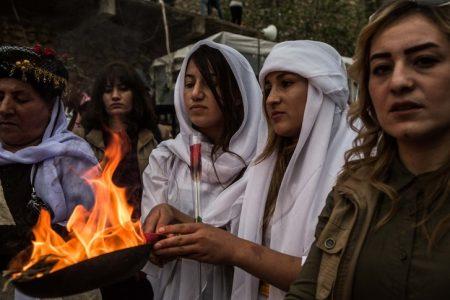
[[0, 0, 449, 299]]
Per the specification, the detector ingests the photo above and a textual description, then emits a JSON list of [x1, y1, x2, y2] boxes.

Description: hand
[[152, 223, 240, 265], [143, 204, 195, 234], [143, 203, 178, 234]]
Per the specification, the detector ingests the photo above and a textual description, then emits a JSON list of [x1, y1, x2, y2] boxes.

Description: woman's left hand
[[152, 223, 239, 265]]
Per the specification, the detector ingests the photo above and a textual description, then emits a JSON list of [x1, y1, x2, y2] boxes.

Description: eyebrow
[[370, 42, 440, 62]]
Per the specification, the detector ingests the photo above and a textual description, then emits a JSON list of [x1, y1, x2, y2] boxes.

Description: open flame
[[16, 132, 145, 276]]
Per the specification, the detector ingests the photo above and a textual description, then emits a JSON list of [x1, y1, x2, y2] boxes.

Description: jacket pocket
[[315, 220, 352, 300], [316, 221, 349, 254]]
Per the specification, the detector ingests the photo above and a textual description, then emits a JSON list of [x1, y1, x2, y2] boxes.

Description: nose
[[0, 95, 14, 116], [111, 87, 121, 101], [266, 88, 281, 106], [390, 62, 414, 95], [191, 81, 205, 101]]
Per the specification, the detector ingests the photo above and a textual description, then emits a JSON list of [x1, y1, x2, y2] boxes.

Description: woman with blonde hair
[[286, 1, 450, 299]]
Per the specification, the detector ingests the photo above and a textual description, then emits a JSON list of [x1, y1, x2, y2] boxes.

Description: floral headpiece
[[0, 44, 68, 99]]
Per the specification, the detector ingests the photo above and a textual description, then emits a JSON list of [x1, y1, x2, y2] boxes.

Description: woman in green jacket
[[286, 1, 450, 299]]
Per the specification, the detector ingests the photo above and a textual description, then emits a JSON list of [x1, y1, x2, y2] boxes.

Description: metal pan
[[12, 244, 152, 298]]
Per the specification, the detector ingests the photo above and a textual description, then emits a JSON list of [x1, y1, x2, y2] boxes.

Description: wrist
[[228, 236, 249, 267]]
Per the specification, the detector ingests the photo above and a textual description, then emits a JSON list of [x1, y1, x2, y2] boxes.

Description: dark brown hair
[[188, 45, 246, 185], [82, 61, 161, 141]]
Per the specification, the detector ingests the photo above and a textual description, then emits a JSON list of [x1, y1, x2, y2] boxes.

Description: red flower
[[33, 43, 42, 54], [43, 47, 56, 57]]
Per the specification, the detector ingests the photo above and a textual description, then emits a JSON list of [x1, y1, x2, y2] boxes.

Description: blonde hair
[[341, 0, 450, 247]]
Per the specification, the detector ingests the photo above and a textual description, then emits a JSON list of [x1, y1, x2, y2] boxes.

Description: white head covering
[[157, 39, 262, 226], [0, 98, 98, 222], [231, 40, 357, 300], [142, 40, 262, 300]]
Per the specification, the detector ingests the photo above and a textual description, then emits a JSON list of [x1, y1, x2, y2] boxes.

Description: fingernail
[[157, 227, 165, 233], [154, 242, 161, 249]]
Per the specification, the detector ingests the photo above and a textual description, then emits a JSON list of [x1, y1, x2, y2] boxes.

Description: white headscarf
[[231, 40, 357, 300], [141, 40, 262, 300], [154, 39, 262, 226], [0, 98, 98, 222]]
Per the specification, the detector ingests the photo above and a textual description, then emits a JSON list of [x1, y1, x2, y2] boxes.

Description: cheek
[[13, 106, 50, 143], [368, 80, 385, 120], [124, 93, 133, 110]]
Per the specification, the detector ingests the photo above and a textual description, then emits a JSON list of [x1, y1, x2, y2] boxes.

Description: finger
[[157, 223, 202, 235], [153, 232, 196, 250], [155, 209, 175, 232], [153, 243, 199, 258], [143, 210, 159, 233]]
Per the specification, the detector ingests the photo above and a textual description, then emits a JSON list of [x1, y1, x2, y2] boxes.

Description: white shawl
[[231, 40, 357, 300], [141, 40, 262, 300]]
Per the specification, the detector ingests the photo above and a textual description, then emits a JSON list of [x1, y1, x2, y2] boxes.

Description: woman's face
[[102, 81, 133, 117], [183, 60, 224, 141], [264, 71, 308, 138], [0, 78, 51, 151], [368, 13, 450, 144]]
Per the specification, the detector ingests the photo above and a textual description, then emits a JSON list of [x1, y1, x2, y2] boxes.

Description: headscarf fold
[[0, 99, 98, 222], [231, 40, 357, 300]]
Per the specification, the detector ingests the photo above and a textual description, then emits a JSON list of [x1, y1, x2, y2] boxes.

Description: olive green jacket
[[73, 127, 158, 175], [286, 166, 378, 300]]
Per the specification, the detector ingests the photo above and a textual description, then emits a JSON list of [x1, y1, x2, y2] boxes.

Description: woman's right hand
[[143, 204, 194, 267], [143, 203, 195, 234], [143, 203, 178, 234]]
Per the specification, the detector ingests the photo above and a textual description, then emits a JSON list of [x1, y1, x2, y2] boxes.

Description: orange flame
[[19, 132, 145, 274]]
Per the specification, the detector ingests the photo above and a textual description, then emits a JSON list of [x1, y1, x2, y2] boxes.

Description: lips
[[389, 101, 424, 113], [190, 105, 207, 111], [270, 111, 285, 121], [0, 121, 18, 127], [110, 103, 123, 108]]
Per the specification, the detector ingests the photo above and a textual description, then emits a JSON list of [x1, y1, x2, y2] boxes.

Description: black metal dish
[[13, 244, 152, 298]]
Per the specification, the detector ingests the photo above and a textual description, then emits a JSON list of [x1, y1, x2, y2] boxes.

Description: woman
[[75, 61, 163, 219], [286, 1, 450, 299], [145, 40, 355, 300], [74, 62, 163, 299], [141, 40, 262, 299], [0, 45, 98, 298]]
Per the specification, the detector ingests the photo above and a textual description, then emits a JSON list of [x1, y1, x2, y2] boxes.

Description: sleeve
[[140, 148, 173, 224], [284, 192, 335, 300], [55, 155, 99, 222]]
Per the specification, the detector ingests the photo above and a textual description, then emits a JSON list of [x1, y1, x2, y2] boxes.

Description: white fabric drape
[[0, 99, 97, 223], [141, 40, 262, 300], [231, 40, 357, 300]]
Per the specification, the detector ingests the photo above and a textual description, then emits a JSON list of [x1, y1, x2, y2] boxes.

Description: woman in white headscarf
[[149, 40, 356, 300], [141, 40, 262, 299]]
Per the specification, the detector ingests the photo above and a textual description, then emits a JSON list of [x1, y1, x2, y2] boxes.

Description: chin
[[387, 124, 449, 144]]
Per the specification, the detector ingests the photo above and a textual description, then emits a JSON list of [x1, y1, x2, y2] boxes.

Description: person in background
[[208, 0, 224, 19], [142, 40, 262, 300], [74, 61, 162, 299], [229, 0, 243, 25], [0, 44, 98, 299], [286, 1, 450, 299], [74, 61, 163, 220], [145, 40, 355, 300]]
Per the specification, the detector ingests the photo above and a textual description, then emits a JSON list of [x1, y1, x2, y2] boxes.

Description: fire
[[18, 132, 145, 275]]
